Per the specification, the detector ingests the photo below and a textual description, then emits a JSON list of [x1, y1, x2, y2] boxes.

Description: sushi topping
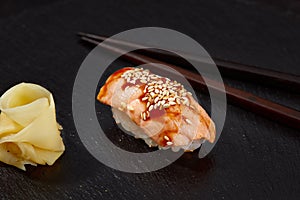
[[164, 136, 170, 141], [121, 68, 192, 121], [185, 118, 193, 125]]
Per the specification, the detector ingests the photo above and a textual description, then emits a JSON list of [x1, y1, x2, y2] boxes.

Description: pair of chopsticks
[[77, 32, 300, 130]]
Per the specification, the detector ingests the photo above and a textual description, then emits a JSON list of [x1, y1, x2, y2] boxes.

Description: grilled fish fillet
[[97, 67, 215, 151]]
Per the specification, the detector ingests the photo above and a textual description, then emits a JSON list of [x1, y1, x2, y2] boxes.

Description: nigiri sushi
[[97, 67, 216, 152]]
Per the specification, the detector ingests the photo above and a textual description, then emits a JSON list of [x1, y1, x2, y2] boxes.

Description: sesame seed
[[127, 105, 134, 111], [169, 101, 176, 105], [121, 68, 195, 119], [170, 89, 176, 94], [182, 96, 188, 101], [163, 103, 170, 108], [150, 92, 155, 97], [166, 141, 173, 146], [121, 102, 126, 108], [185, 118, 192, 125], [142, 97, 148, 101], [157, 101, 161, 107], [183, 98, 189, 104], [149, 105, 154, 111], [164, 136, 170, 141]]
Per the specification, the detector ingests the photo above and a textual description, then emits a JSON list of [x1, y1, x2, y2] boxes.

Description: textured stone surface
[[0, 0, 299, 199]]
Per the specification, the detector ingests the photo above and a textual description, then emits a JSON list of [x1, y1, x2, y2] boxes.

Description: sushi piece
[[97, 67, 215, 152]]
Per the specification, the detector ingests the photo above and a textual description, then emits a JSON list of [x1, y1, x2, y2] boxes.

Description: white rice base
[[112, 108, 205, 152]]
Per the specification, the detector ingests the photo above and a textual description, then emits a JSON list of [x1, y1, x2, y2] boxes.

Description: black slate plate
[[0, 0, 299, 199]]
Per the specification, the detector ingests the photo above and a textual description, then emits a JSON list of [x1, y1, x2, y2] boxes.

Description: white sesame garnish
[[149, 105, 154, 111], [185, 118, 192, 125], [154, 96, 159, 103], [166, 141, 173, 146], [122, 68, 193, 121], [164, 136, 170, 141], [159, 105, 163, 110], [127, 105, 134, 111], [121, 102, 126, 109], [142, 97, 148, 101], [169, 101, 176, 106], [164, 103, 170, 107], [157, 101, 161, 107], [150, 92, 155, 97]]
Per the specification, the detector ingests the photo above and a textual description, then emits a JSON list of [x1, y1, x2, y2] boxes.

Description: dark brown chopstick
[[79, 35, 300, 130], [78, 32, 300, 91]]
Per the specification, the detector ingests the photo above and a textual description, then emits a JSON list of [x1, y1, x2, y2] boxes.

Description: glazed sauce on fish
[[97, 67, 133, 101], [149, 109, 165, 119], [98, 67, 190, 147]]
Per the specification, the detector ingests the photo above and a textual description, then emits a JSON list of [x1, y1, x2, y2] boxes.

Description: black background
[[0, 0, 299, 199]]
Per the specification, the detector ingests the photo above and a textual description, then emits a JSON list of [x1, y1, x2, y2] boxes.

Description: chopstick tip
[[77, 32, 86, 37]]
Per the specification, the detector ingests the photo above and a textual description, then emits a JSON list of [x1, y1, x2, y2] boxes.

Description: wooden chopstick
[[78, 35, 300, 130], [77, 32, 300, 91]]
